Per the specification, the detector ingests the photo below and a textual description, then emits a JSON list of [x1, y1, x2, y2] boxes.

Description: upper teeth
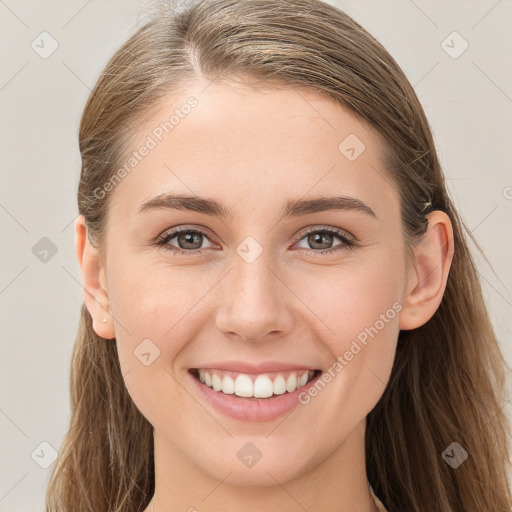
[[198, 369, 316, 398]]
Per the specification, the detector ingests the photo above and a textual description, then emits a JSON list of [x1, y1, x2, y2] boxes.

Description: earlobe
[[399, 210, 455, 331], [74, 215, 116, 339]]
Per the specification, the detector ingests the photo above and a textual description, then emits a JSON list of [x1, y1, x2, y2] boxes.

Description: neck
[[146, 419, 377, 512]]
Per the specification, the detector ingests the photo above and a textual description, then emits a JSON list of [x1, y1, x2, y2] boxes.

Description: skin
[[75, 77, 454, 512]]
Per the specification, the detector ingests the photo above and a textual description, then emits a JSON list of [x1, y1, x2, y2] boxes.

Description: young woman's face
[[96, 78, 410, 485]]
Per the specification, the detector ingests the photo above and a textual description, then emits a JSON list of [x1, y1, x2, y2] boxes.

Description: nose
[[215, 251, 294, 343]]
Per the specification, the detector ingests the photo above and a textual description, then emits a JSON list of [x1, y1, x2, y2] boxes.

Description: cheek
[[106, 261, 192, 388], [289, 259, 402, 437], [296, 251, 403, 336], [292, 249, 403, 390], [108, 254, 198, 338], [109, 266, 194, 426], [108, 259, 219, 420]]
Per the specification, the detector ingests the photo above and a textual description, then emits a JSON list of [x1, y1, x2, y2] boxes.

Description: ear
[[74, 214, 116, 339], [399, 210, 455, 330]]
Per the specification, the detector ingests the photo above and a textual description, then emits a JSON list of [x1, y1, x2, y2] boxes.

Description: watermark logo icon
[[442, 442, 468, 468], [31, 441, 58, 469], [32, 237, 58, 263], [134, 338, 161, 366], [31, 31, 59, 59], [441, 31, 469, 59], [237, 442, 262, 468], [236, 236, 263, 264], [338, 134, 366, 161]]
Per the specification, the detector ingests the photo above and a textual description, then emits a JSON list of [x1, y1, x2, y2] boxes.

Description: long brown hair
[[46, 0, 512, 510]]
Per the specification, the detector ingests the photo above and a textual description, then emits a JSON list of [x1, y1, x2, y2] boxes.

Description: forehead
[[108, 79, 398, 221]]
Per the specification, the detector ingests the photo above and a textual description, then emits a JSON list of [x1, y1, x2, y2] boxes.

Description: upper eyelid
[[299, 225, 354, 241], [157, 225, 217, 244]]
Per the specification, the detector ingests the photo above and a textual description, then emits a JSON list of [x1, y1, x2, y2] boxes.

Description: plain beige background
[[1, 0, 511, 510]]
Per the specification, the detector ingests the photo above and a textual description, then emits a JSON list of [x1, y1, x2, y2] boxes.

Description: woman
[[46, 0, 512, 510]]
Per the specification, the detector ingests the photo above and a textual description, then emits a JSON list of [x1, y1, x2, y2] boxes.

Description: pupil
[[180, 232, 201, 249], [310, 232, 332, 249]]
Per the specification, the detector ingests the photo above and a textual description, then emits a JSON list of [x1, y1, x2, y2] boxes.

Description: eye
[[155, 225, 356, 256], [293, 226, 356, 255], [156, 227, 215, 255]]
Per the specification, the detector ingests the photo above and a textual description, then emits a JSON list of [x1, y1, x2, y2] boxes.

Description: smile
[[188, 367, 323, 421], [191, 368, 320, 399]]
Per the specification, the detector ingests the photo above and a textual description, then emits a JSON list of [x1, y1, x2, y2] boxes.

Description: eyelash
[[155, 225, 356, 257]]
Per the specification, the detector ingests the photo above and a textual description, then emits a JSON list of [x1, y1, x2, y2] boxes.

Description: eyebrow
[[138, 193, 377, 220]]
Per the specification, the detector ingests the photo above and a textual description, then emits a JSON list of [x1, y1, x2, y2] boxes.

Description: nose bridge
[[234, 250, 275, 300], [215, 238, 292, 341], [231, 234, 278, 299]]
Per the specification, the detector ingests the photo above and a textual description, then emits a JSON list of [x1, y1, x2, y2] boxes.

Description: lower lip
[[189, 370, 322, 422]]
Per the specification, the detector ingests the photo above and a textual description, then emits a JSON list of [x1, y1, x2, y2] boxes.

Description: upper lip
[[191, 361, 320, 374]]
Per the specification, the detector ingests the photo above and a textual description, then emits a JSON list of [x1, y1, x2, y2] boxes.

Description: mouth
[[189, 368, 322, 400]]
